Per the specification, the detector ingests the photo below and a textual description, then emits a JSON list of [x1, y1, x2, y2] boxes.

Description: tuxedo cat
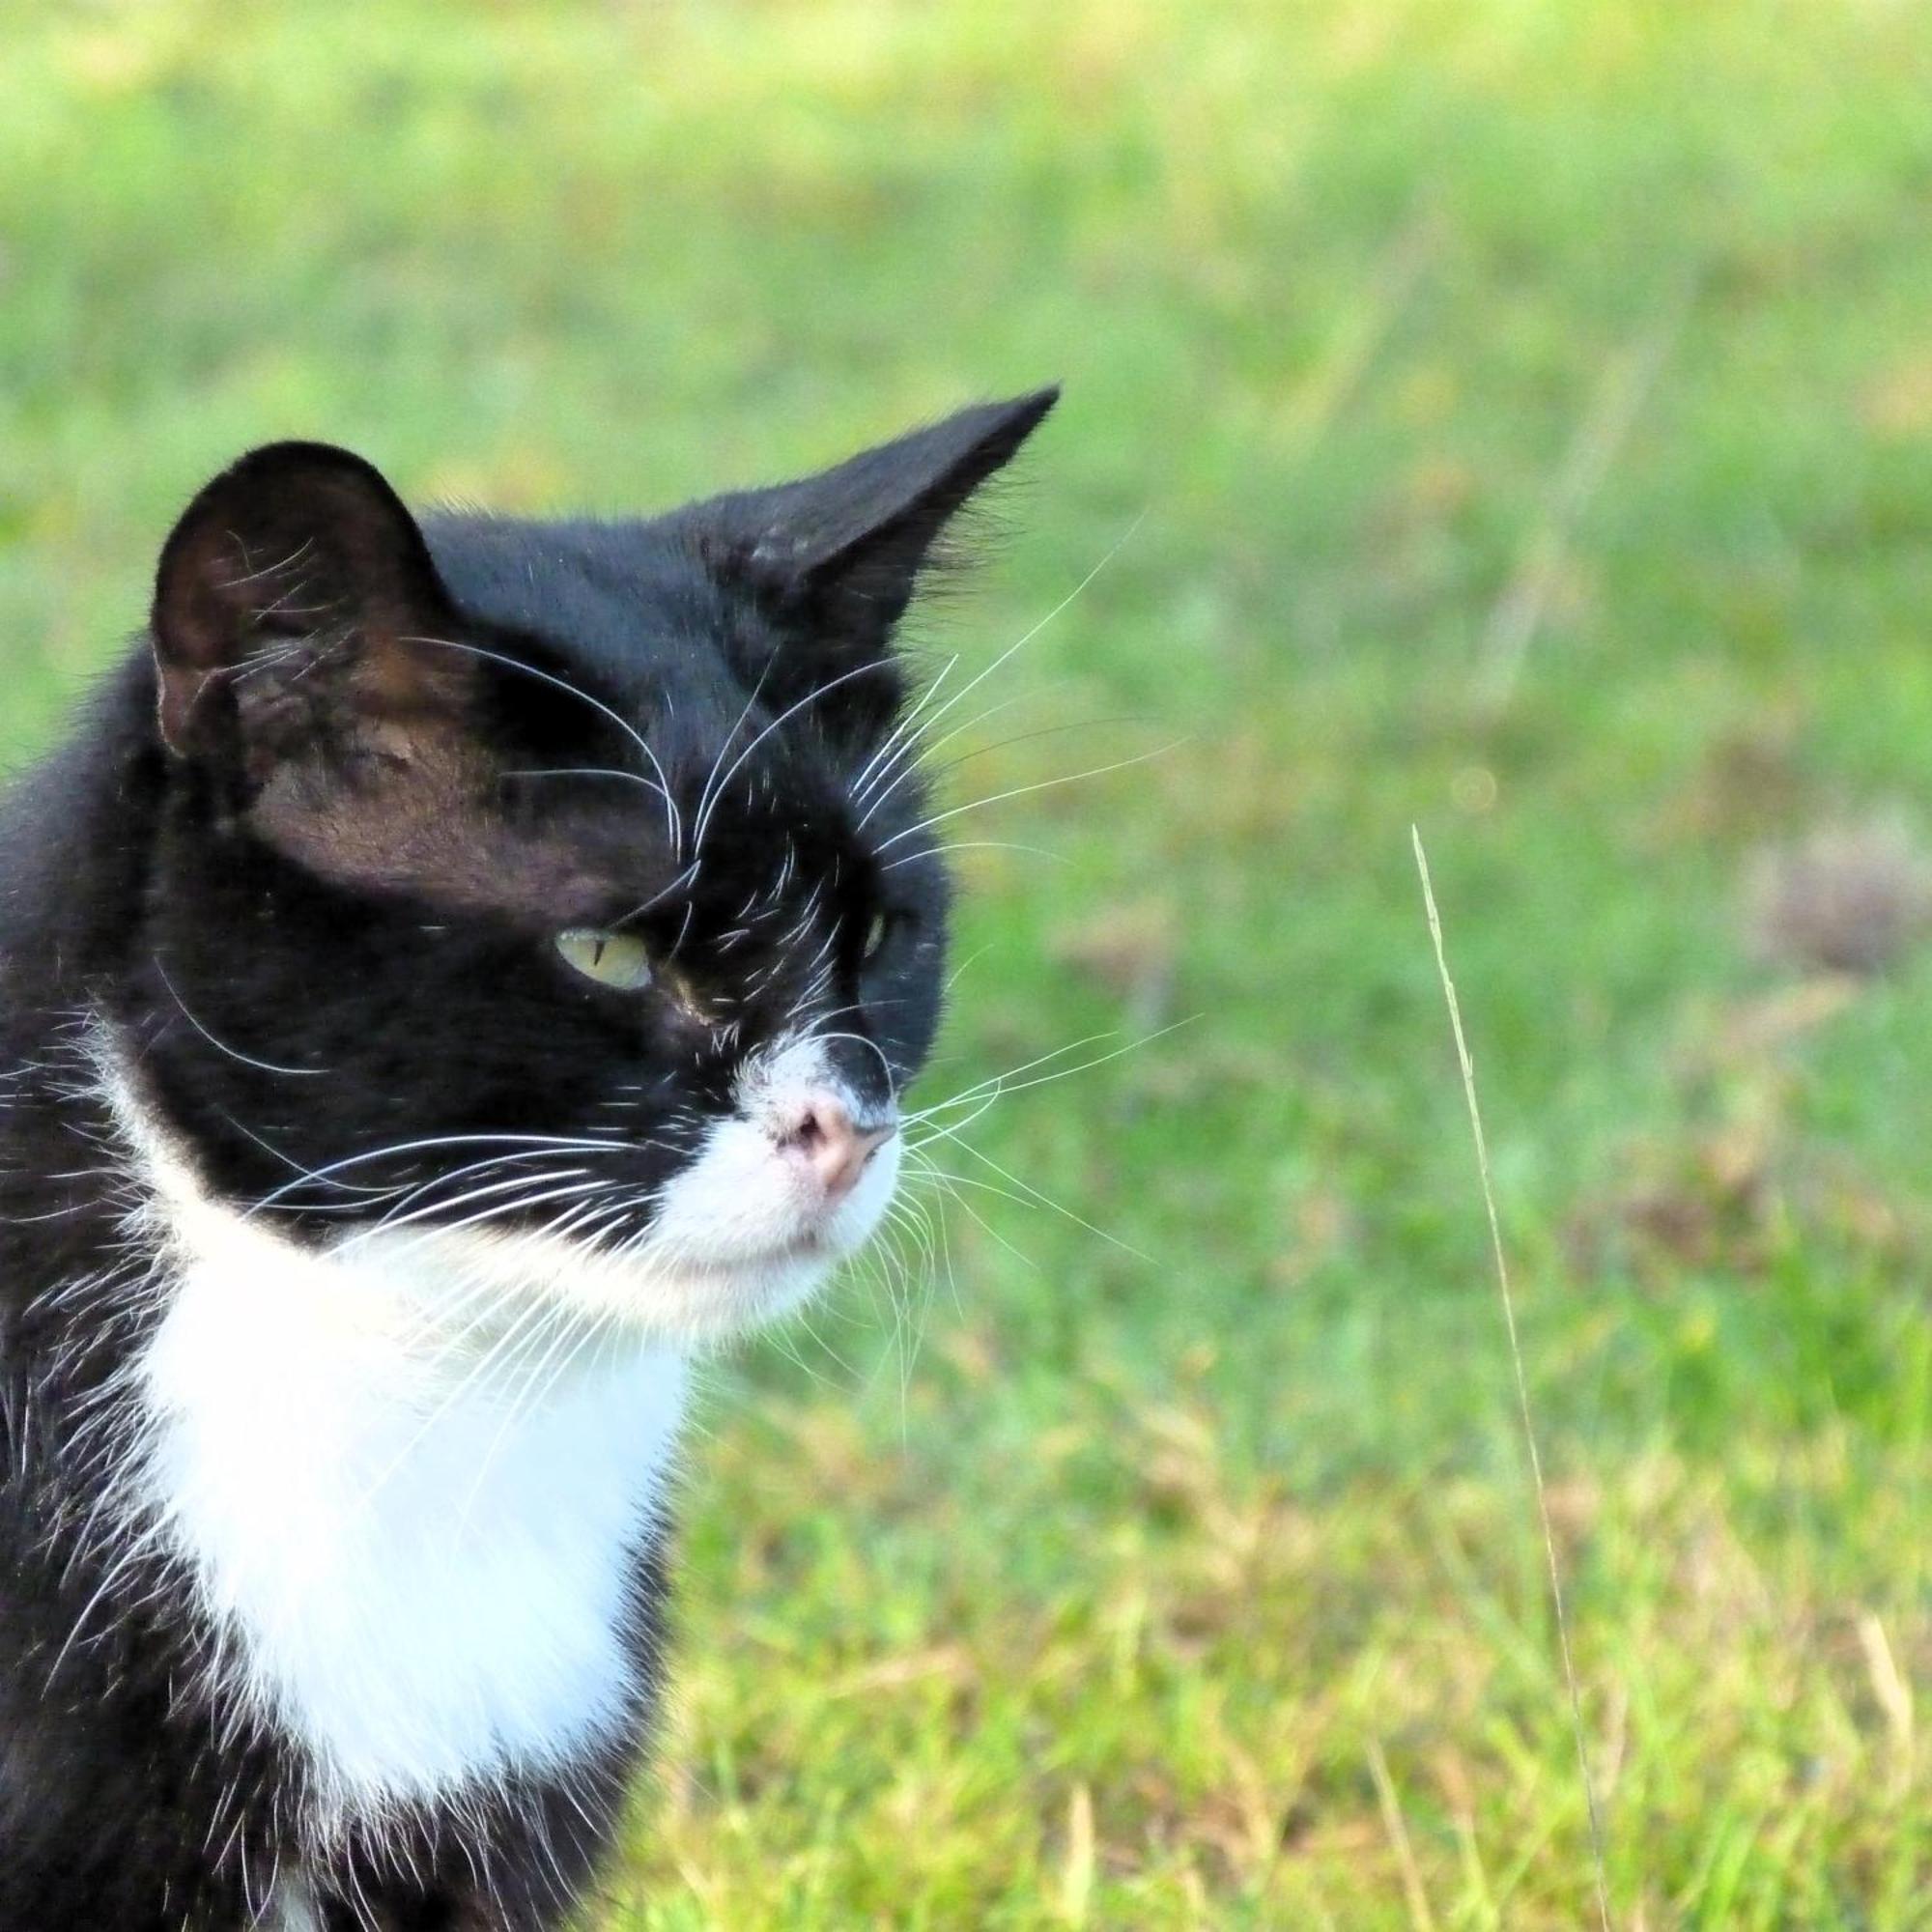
[[0, 387, 1057, 1929]]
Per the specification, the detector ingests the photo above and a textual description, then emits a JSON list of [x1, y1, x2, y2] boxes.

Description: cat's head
[[119, 389, 1057, 1343]]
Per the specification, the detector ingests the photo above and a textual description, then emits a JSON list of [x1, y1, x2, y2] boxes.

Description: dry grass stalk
[[1411, 826, 1614, 1931]]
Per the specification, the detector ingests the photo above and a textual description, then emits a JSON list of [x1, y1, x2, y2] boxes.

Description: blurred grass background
[[5, 1, 1932, 1924]]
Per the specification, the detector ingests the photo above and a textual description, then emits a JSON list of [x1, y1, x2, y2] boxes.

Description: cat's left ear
[[705, 386, 1060, 734], [150, 441, 470, 769]]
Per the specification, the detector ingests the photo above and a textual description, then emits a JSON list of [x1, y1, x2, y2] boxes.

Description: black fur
[[0, 388, 1056, 1928]]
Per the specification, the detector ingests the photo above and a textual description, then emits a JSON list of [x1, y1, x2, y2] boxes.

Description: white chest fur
[[122, 1118, 688, 1825]]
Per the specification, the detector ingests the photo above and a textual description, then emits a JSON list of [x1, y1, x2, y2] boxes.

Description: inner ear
[[151, 440, 471, 771]]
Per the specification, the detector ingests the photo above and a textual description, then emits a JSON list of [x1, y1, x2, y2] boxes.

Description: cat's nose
[[776, 1094, 895, 1204]]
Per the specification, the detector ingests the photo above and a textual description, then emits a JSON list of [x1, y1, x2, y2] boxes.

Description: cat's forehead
[[426, 516, 856, 781], [438, 505, 912, 738], [407, 510, 938, 948], [425, 514, 730, 694]]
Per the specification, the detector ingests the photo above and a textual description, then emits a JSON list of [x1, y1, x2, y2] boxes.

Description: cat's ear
[[743, 386, 1060, 633], [150, 441, 471, 768], [704, 386, 1059, 729]]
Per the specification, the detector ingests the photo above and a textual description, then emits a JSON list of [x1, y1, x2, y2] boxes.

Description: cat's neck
[[103, 1041, 690, 1826]]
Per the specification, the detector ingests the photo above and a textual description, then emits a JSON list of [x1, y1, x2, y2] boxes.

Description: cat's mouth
[[655, 1144, 897, 1282], [378, 1119, 904, 1345]]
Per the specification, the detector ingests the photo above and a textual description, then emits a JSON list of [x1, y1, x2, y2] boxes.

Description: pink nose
[[777, 1095, 895, 1203]]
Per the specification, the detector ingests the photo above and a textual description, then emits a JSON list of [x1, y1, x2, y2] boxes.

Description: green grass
[[5, 1, 1932, 1923]]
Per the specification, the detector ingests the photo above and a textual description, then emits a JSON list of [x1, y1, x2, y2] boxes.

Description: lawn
[[3, 1, 1931, 1924]]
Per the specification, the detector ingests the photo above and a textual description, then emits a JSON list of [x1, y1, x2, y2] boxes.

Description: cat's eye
[[554, 928, 656, 992], [861, 910, 895, 965]]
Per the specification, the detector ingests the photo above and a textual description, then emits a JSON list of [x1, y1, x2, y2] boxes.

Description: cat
[[0, 386, 1058, 1930]]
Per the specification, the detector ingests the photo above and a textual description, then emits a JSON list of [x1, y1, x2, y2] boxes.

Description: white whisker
[[874, 741, 1185, 854]]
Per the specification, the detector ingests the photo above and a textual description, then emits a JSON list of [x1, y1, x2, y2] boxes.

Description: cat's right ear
[[150, 442, 470, 769]]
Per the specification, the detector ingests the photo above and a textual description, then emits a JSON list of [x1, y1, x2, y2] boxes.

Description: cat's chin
[[369, 1230, 839, 1348]]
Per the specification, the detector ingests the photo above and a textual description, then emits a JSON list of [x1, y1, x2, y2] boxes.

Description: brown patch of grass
[[1746, 818, 1932, 977]]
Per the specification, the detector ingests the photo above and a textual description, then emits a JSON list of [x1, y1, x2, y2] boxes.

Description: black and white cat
[[0, 388, 1057, 1929]]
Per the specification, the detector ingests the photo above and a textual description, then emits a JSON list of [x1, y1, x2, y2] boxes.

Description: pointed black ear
[[151, 441, 469, 768], [704, 387, 1059, 725], [749, 385, 1060, 628]]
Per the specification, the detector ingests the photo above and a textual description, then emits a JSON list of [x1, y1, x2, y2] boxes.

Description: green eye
[[554, 928, 655, 991]]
